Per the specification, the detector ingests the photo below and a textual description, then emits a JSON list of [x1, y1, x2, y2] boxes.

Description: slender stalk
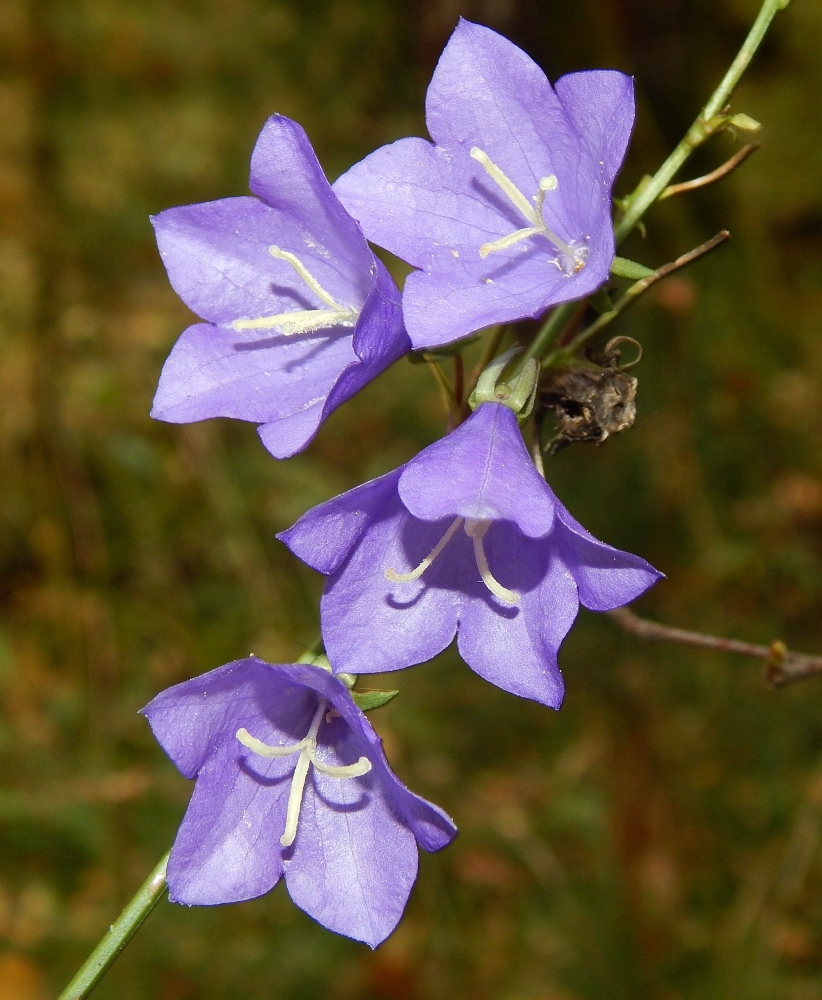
[[521, 0, 788, 368], [608, 607, 822, 689], [521, 301, 577, 365], [659, 143, 760, 200], [614, 0, 789, 243], [545, 232, 730, 366], [57, 851, 169, 1000]]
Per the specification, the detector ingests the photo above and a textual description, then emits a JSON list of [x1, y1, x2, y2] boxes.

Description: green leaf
[[351, 689, 400, 711], [610, 256, 655, 280]]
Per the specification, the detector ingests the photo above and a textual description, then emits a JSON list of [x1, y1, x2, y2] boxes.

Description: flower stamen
[[385, 516, 464, 582], [233, 246, 359, 336], [237, 698, 372, 848], [470, 147, 583, 268], [464, 518, 520, 605]]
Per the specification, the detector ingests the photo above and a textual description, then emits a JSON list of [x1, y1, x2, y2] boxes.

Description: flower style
[[150, 115, 410, 459], [141, 657, 456, 947], [332, 19, 635, 349], [279, 403, 661, 707]]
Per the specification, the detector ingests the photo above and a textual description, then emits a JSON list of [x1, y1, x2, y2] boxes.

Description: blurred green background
[[1, 0, 822, 997]]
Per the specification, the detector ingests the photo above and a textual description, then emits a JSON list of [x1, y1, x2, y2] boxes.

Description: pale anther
[[385, 516, 464, 583], [469, 147, 582, 268], [237, 698, 371, 849], [464, 518, 520, 605], [232, 246, 358, 336], [269, 246, 339, 309]]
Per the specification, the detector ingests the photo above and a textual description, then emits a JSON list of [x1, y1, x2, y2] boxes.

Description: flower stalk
[[522, 0, 789, 368], [56, 851, 169, 1000]]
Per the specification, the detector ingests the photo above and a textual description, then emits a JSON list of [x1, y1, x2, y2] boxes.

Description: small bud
[[351, 689, 400, 711], [469, 346, 540, 419], [728, 113, 761, 132]]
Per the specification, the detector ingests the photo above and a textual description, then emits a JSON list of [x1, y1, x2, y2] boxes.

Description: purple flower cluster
[[144, 21, 659, 947]]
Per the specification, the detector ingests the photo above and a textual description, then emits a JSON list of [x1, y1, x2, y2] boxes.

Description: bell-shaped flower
[[279, 403, 661, 707], [141, 658, 456, 948], [333, 19, 635, 349], [150, 115, 410, 459]]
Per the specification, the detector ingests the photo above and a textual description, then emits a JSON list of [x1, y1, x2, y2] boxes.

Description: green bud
[[468, 345, 540, 420], [728, 113, 761, 131], [610, 256, 655, 280], [351, 689, 399, 711]]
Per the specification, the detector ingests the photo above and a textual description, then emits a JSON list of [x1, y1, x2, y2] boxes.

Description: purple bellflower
[[141, 657, 456, 948], [279, 403, 661, 707], [150, 115, 410, 459], [332, 20, 635, 349]]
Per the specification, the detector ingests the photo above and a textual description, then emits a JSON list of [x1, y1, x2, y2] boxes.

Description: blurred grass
[[2, 0, 822, 997]]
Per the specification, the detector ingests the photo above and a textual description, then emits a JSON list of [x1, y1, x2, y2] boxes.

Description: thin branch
[[660, 143, 761, 200], [545, 231, 730, 367], [468, 324, 508, 396], [614, 0, 789, 242], [607, 606, 822, 689]]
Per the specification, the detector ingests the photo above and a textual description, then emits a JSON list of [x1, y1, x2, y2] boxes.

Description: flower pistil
[[233, 246, 359, 336], [385, 515, 520, 605], [237, 699, 372, 847], [470, 147, 588, 274]]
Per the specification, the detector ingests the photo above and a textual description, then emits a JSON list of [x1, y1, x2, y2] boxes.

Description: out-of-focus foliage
[[1, 0, 822, 997]]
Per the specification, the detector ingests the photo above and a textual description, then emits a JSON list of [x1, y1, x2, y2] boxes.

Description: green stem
[[521, 301, 577, 365], [57, 851, 170, 1000], [614, 0, 788, 244], [523, 0, 788, 367], [546, 231, 730, 366]]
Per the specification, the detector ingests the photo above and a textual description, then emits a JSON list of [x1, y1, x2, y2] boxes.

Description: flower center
[[469, 147, 588, 275], [236, 698, 372, 848], [385, 515, 520, 605], [232, 247, 360, 336]]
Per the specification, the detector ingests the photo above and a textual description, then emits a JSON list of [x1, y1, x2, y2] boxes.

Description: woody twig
[[608, 606, 822, 689]]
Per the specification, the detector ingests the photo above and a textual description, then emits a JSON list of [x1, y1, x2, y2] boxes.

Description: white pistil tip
[[385, 516, 464, 585], [539, 175, 558, 191], [236, 728, 306, 758], [464, 519, 520, 605]]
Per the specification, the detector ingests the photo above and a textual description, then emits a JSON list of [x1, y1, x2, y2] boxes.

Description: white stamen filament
[[384, 514, 520, 605], [464, 519, 520, 605], [470, 148, 538, 225], [385, 516, 464, 582], [479, 227, 541, 259], [268, 247, 339, 308], [470, 147, 580, 264], [236, 698, 372, 849], [232, 246, 359, 336]]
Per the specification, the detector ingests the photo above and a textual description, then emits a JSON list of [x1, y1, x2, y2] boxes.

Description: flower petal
[[151, 322, 356, 426], [141, 657, 292, 779], [333, 136, 510, 270], [553, 71, 636, 188], [270, 665, 458, 853], [456, 523, 573, 707], [285, 763, 419, 948], [402, 251, 604, 350], [398, 403, 555, 536], [320, 496, 464, 674], [152, 196, 366, 330], [555, 506, 663, 611], [166, 737, 293, 905], [278, 469, 403, 576], [248, 115, 372, 286], [321, 258, 410, 416]]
